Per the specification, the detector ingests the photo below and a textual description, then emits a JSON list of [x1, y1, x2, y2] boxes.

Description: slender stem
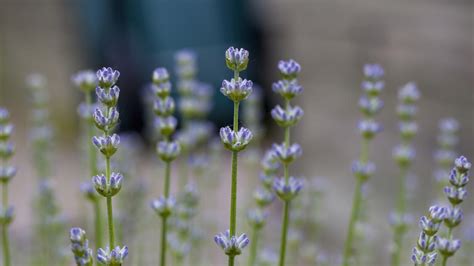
[[164, 162, 171, 197], [342, 177, 363, 266], [391, 165, 409, 266], [160, 132, 172, 266], [342, 137, 370, 266], [441, 256, 448, 266], [160, 216, 168, 266], [105, 157, 115, 248], [1, 182, 10, 266], [248, 226, 259, 266], [2, 225, 10, 266], [229, 256, 235, 266], [279, 201, 290, 266], [229, 101, 240, 237]]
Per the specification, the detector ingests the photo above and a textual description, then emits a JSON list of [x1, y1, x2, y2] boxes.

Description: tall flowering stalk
[[214, 47, 253, 266], [90, 67, 128, 265], [0, 107, 15, 266], [72, 70, 104, 249], [149, 67, 181, 266], [270, 59, 304, 266], [437, 156, 470, 265], [342, 64, 384, 265], [410, 156, 470, 265], [26, 74, 65, 264], [390, 82, 420, 266]]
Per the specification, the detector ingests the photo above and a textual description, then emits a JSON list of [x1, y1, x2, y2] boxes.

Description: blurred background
[[0, 0, 473, 265]]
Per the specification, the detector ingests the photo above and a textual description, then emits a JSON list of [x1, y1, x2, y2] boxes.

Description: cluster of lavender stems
[[0, 107, 15, 266], [214, 47, 253, 266], [269, 59, 304, 266], [410, 156, 471, 266], [149, 67, 181, 266], [72, 69, 104, 250], [342, 64, 384, 266], [390, 82, 420, 266]]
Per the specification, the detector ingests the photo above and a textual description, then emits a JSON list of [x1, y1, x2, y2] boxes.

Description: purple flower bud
[[253, 187, 275, 207], [0, 124, 14, 141], [153, 97, 175, 117], [272, 176, 304, 201], [92, 134, 120, 158], [272, 143, 302, 164], [436, 237, 461, 257], [225, 47, 249, 72], [398, 82, 420, 103], [96, 67, 120, 88], [214, 230, 249, 256], [152, 67, 170, 84], [444, 186, 467, 205], [454, 156, 471, 174], [352, 160, 375, 181], [271, 105, 304, 128], [439, 118, 459, 134], [0, 166, 16, 183], [154, 116, 177, 137], [0, 107, 10, 124], [363, 64, 384, 79], [219, 126, 253, 152], [72, 70, 97, 92], [357, 119, 382, 139], [392, 145, 416, 167], [220, 78, 253, 102], [444, 206, 463, 228], [96, 85, 120, 107], [151, 196, 176, 217], [359, 96, 384, 116], [278, 59, 301, 80], [272, 80, 303, 100], [157, 140, 181, 162]]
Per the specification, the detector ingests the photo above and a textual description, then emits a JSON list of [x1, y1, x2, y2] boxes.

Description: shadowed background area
[[0, 0, 472, 265]]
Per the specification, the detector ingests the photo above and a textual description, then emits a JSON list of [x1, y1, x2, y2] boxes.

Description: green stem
[[164, 162, 171, 197], [2, 225, 10, 266], [441, 256, 448, 266], [342, 137, 370, 266], [1, 183, 10, 266], [278, 201, 290, 266], [391, 165, 409, 266], [105, 157, 115, 248], [160, 216, 168, 266], [342, 178, 363, 266], [248, 226, 259, 266], [229, 101, 239, 237], [229, 256, 235, 266]]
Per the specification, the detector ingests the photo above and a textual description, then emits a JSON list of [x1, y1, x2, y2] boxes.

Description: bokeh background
[[0, 0, 473, 265]]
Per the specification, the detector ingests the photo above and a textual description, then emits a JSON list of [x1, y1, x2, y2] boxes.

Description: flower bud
[[272, 143, 302, 164], [157, 140, 181, 162], [271, 105, 304, 128], [278, 59, 301, 80], [273, 177, 303, 201], [272, 80, 303, 100], [220, 78, 253, 102], [151, 196, 176, 218], [72, 70, 97, 92], [220, 126, 253, 152], [93, 134, 120, 158], [96, 67, 120, 88], [97, 246, 128, 266], [214, 230, 249, 256], [225, 47, 249, 72]]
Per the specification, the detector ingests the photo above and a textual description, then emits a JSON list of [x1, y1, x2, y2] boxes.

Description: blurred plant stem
[[248, 225, 259, 266], [391, 165, 408, 266], [1, 182, 10, 266], [85, 91, 103, 249], [342, 138, 369, 266], [160, 160, 171, 266], [105, 156, 115, 248]]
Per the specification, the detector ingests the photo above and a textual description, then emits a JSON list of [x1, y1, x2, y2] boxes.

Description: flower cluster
[[89, 67, 128, 264], [436, 156, 471, 262], [215, 47, 254, 262], [70, 228, 93, 266], [271, 59, 304, 202], [390, 82, 420, 265], [410, 156, 471, 265]]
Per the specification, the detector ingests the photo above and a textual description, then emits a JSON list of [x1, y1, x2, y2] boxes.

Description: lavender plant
[[72, 70, 105, 250], [0, 107, 15, 266], [70, 227, 93, 266], [90, 67, 128, 264], [436, 156, 471, 265], [270, 59, 304, 266], [342, 64, 384, 266], [149, 67, 181, 266], [390, 82, 420, 266], [26, 74, 66, 264], [410, 156, 471, 265], [214, 47, 253, 266]]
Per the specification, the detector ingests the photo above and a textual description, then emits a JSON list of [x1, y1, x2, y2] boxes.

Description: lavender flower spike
[[225, 47, 249, 72], [96, 67, 120, 88], [214, 230, 250, 256]]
